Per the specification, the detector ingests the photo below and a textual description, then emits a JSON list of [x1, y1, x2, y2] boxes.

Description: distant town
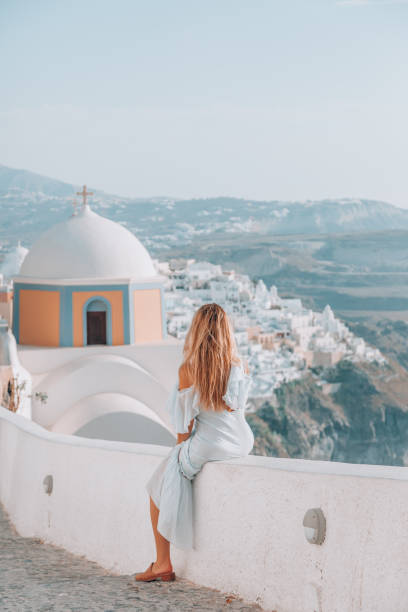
[[158, 259, 386, 405], [0, 237, 387, 414]]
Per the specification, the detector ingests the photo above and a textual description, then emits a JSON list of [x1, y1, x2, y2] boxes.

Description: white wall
[[17, 340, 183, 437], [66, 393, 176, 446], [51, 393, 175, 438], [1, 405, 408, 612], [17, 340, 182, 390]]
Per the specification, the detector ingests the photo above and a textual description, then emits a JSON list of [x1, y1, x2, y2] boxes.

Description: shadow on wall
[[50, 392, 176, 446], [74, 411, 175, 446], [32, 353, 172, 430]]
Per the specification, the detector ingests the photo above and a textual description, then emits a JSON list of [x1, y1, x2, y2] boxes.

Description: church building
[[12, 187, 166, 347]]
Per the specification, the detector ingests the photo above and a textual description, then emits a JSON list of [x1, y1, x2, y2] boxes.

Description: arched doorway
[[85, 298, 110, 345]]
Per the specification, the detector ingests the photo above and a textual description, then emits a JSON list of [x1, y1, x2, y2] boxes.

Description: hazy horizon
[[1, 0, 407, 208], [3, 160, 408, 210]]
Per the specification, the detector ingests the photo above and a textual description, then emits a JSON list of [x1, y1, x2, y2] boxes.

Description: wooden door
[[86, 311, 107, 345]]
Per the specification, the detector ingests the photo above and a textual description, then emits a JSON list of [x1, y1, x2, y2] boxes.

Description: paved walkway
[[0, 503, 262, 611]]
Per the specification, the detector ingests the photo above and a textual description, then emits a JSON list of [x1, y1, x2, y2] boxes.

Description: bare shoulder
[[178, 362, 193, 390]]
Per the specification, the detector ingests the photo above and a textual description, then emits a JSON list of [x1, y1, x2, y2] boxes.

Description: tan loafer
[[134, 562, 176, 582]]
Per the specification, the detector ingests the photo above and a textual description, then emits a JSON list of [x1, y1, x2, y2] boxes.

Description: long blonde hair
[[182, 303, 239, 411]]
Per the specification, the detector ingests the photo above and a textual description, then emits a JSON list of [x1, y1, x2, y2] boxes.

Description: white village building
[[162, 259, 386, 399]]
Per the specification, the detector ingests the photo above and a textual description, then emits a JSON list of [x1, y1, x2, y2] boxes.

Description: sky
[[1, 0, 407, 207]]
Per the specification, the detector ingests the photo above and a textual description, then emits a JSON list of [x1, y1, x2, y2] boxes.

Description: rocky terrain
[[248, 357, 408, 466], [346, 318, 408, 370]]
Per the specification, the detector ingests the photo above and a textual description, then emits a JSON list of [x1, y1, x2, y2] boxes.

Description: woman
[[134, 302, 254, 582]]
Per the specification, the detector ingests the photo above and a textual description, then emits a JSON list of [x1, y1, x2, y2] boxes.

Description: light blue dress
[[146, 361, 254, 550]]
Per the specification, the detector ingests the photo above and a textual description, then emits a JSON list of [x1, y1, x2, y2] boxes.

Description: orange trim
[[19, 289, 60, 346]]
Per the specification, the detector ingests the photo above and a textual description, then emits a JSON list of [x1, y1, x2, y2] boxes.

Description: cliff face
[[346, 319, 408, 371], [248, 359, 408, 466]]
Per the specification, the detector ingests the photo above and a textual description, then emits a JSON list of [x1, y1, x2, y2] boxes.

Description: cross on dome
[[76, 185, 94, 209]]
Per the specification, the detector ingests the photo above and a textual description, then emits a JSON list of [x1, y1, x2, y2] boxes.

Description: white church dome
[[19, 204, 156, 280]]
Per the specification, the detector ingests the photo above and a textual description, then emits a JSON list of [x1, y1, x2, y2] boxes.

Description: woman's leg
[[150, 496, 173, 572]]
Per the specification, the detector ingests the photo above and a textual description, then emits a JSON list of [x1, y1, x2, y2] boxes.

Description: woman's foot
[[152, 561, 173, 574], [134, 561, 175, 582]]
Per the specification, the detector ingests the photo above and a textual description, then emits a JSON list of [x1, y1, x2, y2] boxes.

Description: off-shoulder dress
[[146, 361, 254, 551]]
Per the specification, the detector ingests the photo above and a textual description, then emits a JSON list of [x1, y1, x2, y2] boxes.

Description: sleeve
[[166, 384, 200, 434], [222, 364, 252, 412]]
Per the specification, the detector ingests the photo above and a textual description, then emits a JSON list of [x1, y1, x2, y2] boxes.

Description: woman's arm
[[243, 359, 250, 374], [233, 356, 250, 375], [177, 419, 194, 444], [176, 363, 195, 444]]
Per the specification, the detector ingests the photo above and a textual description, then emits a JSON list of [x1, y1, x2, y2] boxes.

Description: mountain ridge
[[1, 162, 407, 212], [1, 163, 408, 257]]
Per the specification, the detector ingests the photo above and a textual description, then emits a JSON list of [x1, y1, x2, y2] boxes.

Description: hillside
[[346, 319, 408, 370], [163, 230, 408, 315], [2, 165, 408, 320], [248, 359, 408, 466]]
